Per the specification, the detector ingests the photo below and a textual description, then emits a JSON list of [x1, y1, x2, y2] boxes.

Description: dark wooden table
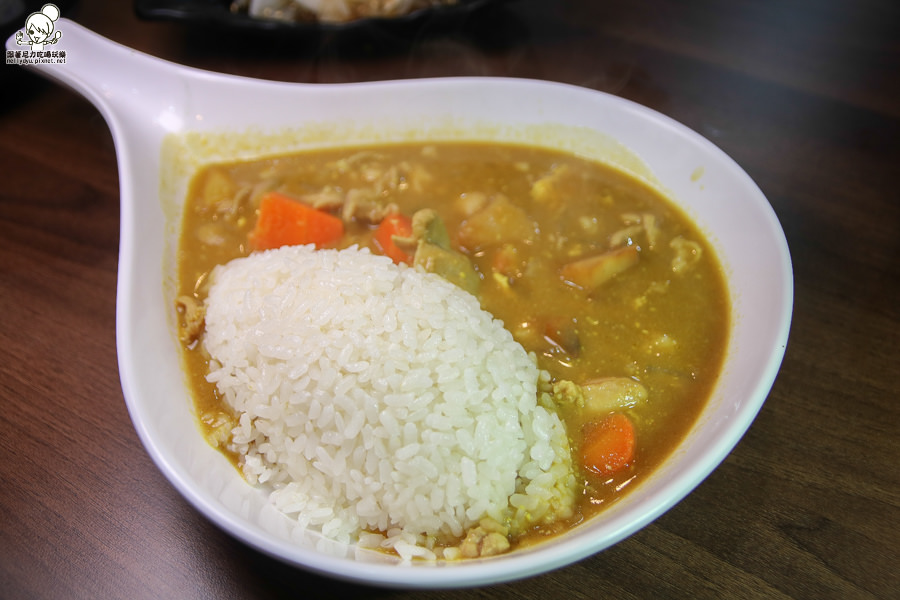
[[2, 1, 898, 598]]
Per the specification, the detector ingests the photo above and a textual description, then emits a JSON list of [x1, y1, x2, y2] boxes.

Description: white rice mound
[[202, 245, 576, 560]]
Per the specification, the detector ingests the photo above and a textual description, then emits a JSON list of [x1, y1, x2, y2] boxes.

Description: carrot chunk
[[249, 191, 344, 250], [374, 213, 414, 264], [581, 413, 636, 476]]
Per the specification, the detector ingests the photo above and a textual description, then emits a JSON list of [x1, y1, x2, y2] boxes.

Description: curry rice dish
[[175, 141, 730, 560]]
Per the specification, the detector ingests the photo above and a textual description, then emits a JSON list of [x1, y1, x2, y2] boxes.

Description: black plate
[[134, 0, 507, 34]]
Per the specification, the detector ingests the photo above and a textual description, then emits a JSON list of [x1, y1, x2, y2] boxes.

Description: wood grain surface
[[2, 1, 897, 598]]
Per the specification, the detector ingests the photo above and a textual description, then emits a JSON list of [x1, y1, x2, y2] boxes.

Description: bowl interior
[[114, 76, 792, 589]]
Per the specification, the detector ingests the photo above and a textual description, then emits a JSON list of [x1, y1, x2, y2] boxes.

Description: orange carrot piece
[[374, 213, 414, 264], [581, 413, 636, 476], [249, 191, 344, 250]]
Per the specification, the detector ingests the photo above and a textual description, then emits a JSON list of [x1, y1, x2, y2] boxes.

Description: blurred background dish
[[134, 0, 508, 34]]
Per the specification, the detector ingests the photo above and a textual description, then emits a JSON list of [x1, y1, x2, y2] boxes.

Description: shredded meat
[[303, 187, 345, 211], [670, 235, 703, 273], [551, 379, 585, 408], [175, 295, 205, 345], [610, 212, 660, 249], [305, 187, 397, 224], [457, 519, 511, 558], [341, 189, 398, 223]]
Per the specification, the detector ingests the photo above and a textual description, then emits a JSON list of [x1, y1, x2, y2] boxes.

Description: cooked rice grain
[[202, 245, 575, 559]]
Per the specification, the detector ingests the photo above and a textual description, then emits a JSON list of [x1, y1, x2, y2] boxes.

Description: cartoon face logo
[[15, 4, 63, 52]]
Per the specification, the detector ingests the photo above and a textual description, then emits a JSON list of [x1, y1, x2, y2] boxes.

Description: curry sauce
[[176, 141, 729, 549]]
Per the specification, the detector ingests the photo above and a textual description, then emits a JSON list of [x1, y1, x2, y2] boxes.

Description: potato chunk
[[581, 377, 649, 414], [560, 245, 639, 291], [457, 195, 537, 251]]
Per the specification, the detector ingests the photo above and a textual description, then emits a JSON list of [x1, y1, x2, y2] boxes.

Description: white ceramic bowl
[[8, 20, 792, 589]]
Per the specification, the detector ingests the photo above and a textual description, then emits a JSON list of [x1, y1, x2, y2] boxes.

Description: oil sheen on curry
[[175, 142, 729, 555]]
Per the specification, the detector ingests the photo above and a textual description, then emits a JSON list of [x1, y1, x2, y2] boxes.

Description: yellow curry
[[176, 141, 729, 548]]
